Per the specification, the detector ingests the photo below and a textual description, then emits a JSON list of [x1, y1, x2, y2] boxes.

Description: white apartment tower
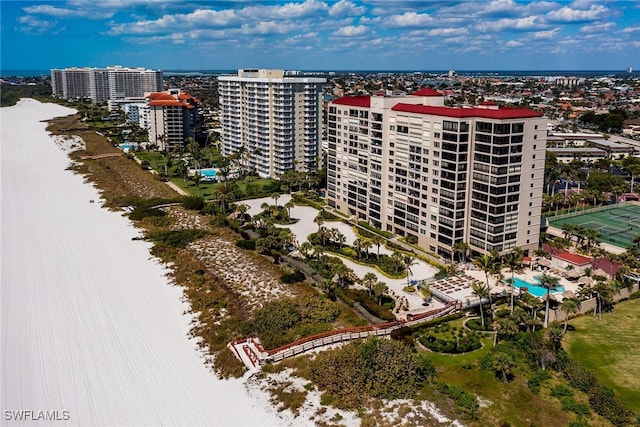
[[327, 90, 546, 258], [50, 66, 163, 103], [218, 69, 326, 178]]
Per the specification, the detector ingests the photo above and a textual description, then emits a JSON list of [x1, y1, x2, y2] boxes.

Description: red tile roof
[[411, 88, 443, 97], [332, 96, 371, 108], [552, 250, 591, 266], [391, 104, 543, 119], [148, 100, 194, 108]]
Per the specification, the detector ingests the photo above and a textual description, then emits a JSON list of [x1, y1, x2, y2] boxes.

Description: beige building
[[146, 89, 199, 151], [218, 69, 326, 178], [327, 89, 547, 258]]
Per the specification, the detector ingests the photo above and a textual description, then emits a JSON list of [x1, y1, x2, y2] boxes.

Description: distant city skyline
[[1, 0, 639, 72]]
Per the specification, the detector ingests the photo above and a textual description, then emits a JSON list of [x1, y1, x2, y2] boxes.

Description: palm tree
[[492, 352, 515, 383], [353, 238, 364, 259], [471, 281, 489, 327], [361, 239, 373, 259], [284, 200, 295, 219], [403, 254, 418, 286], [313, 215, 324, 231], [271, 192, 280, 207], [538, 273, 560, 328], [593, 280, 613, 321], [391, 251, 404, 274], [373, 281, 388, 305], [452, 241, 469, 263], [560, 298, 578, 333], [299, 241, 313, 259], [371, 234, 384, 260], [362, 272, 377, 296], [189, 171, 203, 196], [504, 248, 524, 313], [335, 232, 346, 249], [317, 226, 329, 246], [473, 253, 500, 320]]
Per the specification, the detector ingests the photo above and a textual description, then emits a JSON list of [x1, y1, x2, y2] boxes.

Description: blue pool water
[[119, 143, 133, 151], [200, 168, 217, 177], [510, 277, 564, 298]]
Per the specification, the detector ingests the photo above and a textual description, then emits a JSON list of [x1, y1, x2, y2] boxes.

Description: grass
[[564, 297, 640, 413]]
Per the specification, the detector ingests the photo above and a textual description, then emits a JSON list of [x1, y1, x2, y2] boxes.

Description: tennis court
[[548, 203, 640, 249]]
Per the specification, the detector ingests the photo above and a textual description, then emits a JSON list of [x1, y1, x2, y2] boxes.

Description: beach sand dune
[[1, 99, 282, 426]]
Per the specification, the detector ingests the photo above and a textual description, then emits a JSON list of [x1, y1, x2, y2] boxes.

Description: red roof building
[[146, 89, 199, 150]]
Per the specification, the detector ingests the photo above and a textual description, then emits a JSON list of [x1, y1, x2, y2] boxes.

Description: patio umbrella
[[578, 276, 594, 286], [562, 290, 576, 299], [538, 258, 551, 267], [542, 293, 557, 302], [566, 269, 581, 279]]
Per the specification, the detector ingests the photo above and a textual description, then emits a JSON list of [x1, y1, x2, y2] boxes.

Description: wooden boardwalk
[[229, 301, 460, 369]]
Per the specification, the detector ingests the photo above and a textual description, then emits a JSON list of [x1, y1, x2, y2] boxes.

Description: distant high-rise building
[[326, 90, 546, 258], [50, 66, 163, 104], [218, 69, 326, 178], [146, 89, 199, 151]]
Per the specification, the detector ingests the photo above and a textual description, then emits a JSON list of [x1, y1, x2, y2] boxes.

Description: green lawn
[[564, 298, 640, 412]]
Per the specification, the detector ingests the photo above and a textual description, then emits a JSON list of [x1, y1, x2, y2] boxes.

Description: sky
[[1, 0, 639, 72]]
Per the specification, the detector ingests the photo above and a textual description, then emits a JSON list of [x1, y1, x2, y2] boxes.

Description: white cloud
[[22, 4, 113, 19], [476, 15, 543, 32], [329, 0, 366, 17], [333, 25, 370, 37], [381, 12, 435, 28], [17, 15, 62, 35], [240, 0, 328, 20], [579, 22, 615, 33], [621, 26, 640, 34], [545, 4, 609, 23], [428, 27, 468, 37], [533, 28, 560, 39], [505, 39, 523, 47]]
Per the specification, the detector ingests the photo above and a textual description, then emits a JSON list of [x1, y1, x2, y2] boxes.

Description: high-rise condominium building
[[326, 90, 546, 258], [50, 66, 163, 104], [146, 89, 199, 151], [218, 69, 326, 178]]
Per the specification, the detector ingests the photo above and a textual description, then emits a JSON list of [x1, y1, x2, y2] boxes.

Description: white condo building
[[327, 90, 546, 258], [218, 69, 326, 178], [50, 66, 163, 104]]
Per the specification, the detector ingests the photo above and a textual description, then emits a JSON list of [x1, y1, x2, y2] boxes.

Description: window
[[397, 125, 409, 134], [390, 125, 395, 131]]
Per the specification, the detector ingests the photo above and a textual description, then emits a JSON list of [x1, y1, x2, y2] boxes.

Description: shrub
[[466, 318, 494, 331], [281, 269, 306, 284], [550, 384, 573, 398], [129, 207, 166, 221], [629, 291, 640, 300], [148, 229, 208, 249], [436, 382, 479, 421], [527, 369, 552, 394], [236, 239, 256, 250], [560, 397, 590, 416], [182, 195, 205, 211]]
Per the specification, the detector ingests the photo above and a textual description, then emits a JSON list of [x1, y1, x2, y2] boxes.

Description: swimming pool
[[509, 277, 564, 298], [199, 168, 217, 177], [119, 143, 133, 151]]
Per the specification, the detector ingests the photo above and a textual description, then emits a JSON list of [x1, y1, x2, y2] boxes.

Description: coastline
[[0, 99, 282, 426]]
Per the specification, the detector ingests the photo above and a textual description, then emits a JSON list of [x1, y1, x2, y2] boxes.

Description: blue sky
[[1, 0, 639, 71]]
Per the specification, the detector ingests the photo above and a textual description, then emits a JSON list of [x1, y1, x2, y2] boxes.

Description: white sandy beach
[[0, 99, 284, 426]]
